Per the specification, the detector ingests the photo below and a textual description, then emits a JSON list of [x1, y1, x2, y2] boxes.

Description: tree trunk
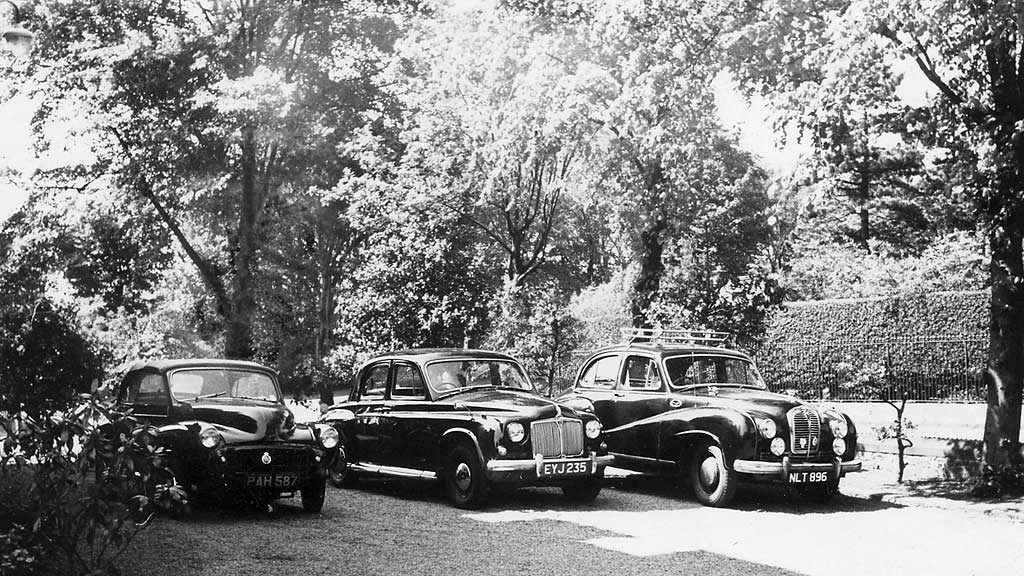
[[225, 126, 259, 360], [630, 218, 666, 327], [981, 231, 1024, 466]]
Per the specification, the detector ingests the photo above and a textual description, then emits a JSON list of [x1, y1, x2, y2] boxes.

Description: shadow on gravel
[[606, 474, 906, 514]]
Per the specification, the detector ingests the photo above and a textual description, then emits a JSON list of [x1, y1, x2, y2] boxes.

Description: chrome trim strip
[[349, 462, 437, 480], [733, 458, 862, 476]]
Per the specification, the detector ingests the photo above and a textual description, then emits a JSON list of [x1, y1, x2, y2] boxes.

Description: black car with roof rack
[[115, 358, 340, 512], [558, 329, 862, 507], [319, 348, 613, 509]]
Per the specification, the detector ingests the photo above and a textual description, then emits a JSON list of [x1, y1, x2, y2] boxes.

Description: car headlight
[[506, 422, 525, 443], [828, 413, 849, 439], [199, 426, 223, 449], [833, 438, 847, 456], [770, 437, 786, 456], [318, 425, 340, 449], [754, 417, 777, 439], [585, 419, 602, 439]]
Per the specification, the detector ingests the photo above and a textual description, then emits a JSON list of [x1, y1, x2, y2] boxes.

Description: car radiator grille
[[531, 418, 584, 458], [224, 446, 313, 472], [788, 407, 821, 457]]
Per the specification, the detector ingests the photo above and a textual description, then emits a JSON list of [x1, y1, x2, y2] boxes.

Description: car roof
[[363, 348, 520, 365], [124, 358, 277, 374], [589, 342, 753, 360]]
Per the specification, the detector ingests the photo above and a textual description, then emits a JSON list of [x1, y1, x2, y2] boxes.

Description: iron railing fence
[[549, 336, 988, 403], [753, 336, 988, 403]]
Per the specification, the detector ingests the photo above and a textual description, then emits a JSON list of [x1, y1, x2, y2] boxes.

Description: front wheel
[[301, 478, 327, 513], [443, 444, 489, 509], [328, 455, 357, 488], [562, 469, 603, 502], [689, 443, 738, 507]]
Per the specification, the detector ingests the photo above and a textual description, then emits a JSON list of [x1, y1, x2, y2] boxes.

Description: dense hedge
[[756, 291, 990, 402]]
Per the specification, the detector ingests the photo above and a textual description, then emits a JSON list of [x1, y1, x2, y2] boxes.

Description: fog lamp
[[832, 438, 847, 456], [770, 437, 786, 456]]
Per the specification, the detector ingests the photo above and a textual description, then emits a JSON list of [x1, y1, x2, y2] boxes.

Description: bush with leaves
[[0, 394, 186, 576]]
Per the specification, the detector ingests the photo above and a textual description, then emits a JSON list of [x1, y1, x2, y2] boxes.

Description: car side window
[[360, 363, 389, 399], [578, 356, 618, 389], [123, 373, 168, 405], [391, 363, 426, 399], [623, 356, 663, 391]]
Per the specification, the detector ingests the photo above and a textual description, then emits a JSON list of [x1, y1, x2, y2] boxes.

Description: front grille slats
[[788, 407, 821, 458], [224, 447, 313, 472], [531, 418, 584, 458]]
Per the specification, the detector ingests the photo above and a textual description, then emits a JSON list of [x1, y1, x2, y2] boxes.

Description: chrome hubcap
[[699, 456, 719, 489], [454, 462, 472, 492]]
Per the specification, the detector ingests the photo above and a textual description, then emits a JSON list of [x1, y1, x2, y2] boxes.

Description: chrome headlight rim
[[199, 426, 223, 449], [827, 412, 849, 439], [585, 419, 602, 440], [506, 422, 526, 443], [317, 425, 340, 449], [754, 417, 777, 440]]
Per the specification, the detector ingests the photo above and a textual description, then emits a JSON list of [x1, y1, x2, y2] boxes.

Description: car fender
[[439, 427, 488, 465], [658, 407, 757, 463]]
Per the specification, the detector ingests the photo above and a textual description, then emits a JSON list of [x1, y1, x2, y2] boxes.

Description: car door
[[380, 361, 432, 471], [119, 370, 172, 425], [574, 353, 622, 428], [612, 354, 671, 459], [352, 361, 390, 465]]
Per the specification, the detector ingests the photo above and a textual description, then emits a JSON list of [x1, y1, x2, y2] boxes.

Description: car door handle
[[378, 406, 392, 413], [613, 392, 626, 398]]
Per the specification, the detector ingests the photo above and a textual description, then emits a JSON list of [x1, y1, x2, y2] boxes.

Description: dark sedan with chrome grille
[[115, 359, 339, 512], [558, 329, 862, 507], [320, 349, 613, 509]]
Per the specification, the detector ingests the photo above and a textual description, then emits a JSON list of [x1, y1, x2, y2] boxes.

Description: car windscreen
[[424, 359, 534, 394], [169, 368, 281, 402], [664, 355, 767, 390]]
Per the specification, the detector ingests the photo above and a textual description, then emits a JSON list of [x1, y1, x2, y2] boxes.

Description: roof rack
[[619, 327, 732, 347]]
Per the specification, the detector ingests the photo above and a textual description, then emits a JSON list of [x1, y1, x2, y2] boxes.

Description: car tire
[[561, 469, 603, 502], [689, 442, 738, 507], [301, 478, 327, 513], [328, 457, 357, 488], [799, 479, 839, 503], [443, 444, 489, 510]]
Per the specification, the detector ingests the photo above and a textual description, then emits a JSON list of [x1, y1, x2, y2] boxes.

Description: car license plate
[[538, 459, 591, 477], [787, 471, 831, 483], [246, 473, 299, 488]]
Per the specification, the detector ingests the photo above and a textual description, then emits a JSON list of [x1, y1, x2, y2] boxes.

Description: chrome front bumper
[[486, 452, 615, 481], [733, 456, 862, 480]]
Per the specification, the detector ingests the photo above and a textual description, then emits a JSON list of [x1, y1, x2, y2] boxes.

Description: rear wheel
[[689, 442, 738, 507], [562, 469, 603, 502], [443, 444, 489, 509], [301, 478, 327, 513]]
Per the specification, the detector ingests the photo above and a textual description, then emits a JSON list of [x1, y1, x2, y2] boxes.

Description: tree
[[726, 0, 1024, 468], [28, 1, 412, 362]]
